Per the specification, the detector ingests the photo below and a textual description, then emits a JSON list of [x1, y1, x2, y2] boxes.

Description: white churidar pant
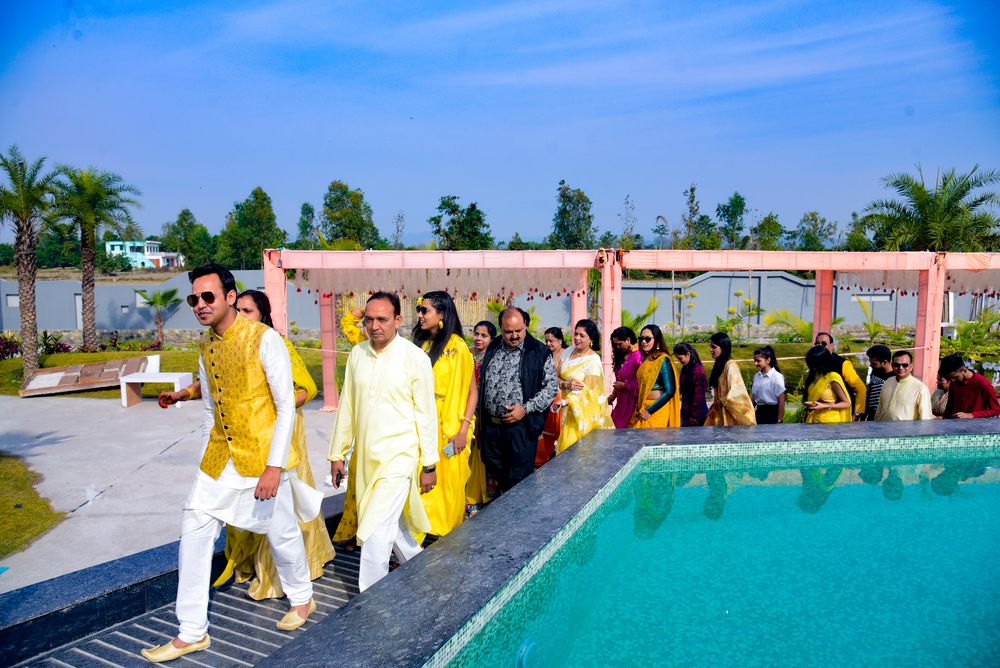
[[175, 476, 312, 643], [358, 476, 422, 592]]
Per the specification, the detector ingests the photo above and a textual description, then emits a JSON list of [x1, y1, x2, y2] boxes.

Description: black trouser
[[755, 404, 780, 424], [481, 419, 539, 493]]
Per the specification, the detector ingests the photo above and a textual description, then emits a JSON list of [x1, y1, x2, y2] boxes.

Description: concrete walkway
[[0, 394, 341, 594]]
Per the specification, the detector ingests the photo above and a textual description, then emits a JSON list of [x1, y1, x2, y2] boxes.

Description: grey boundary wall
[[2, 420, 997, 666], [5, 270, 992, 336]]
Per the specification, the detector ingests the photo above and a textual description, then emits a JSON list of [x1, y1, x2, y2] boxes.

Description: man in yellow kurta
[[328, 291, 439, 591], [141, 264, 316, 664], [875, 351, 933, 421]]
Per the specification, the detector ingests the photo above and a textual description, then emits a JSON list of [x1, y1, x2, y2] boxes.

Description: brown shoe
[[276, 598, 317, 631]]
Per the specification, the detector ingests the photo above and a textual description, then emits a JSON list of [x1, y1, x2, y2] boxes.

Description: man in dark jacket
[[477, 307, 558, 492]]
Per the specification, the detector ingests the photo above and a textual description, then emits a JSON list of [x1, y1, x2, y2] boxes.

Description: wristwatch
[[422, 465, 436, 474]]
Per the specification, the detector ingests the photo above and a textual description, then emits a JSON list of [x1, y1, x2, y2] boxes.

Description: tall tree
[[716, 192, 748, 249], [53, 167, 141, 351], [843, 212, 873, 251], [36, 220, 81, 268], [617, 194, 638, 249], [296, 202, 317, 249], [548, 179, 597, 249], [135, 288, 180, 346], [679, 183, 721, 250], [390, 211, 406, 249], [0, 146, 57, 379], [215, 187, 286, 269], [786, 211, 835, 251], [749, 212, 784, 251], [161, 208, 215, 267], [428, 196, 494, 250], [320, 180, 382, 248], [865, 166, 1000, 252], [652, 215, 670, 249]]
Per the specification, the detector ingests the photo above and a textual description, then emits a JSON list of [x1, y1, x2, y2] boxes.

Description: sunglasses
[[891, 362, 910, 368], [639, 336, 654, 343], [186, 291, 219, 307], [416, 306, 428, 315]]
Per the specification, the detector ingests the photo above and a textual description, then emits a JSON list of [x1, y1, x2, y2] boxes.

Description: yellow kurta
[[328, 335, 438, 543], [217, 338, 335, 598], [705, 360, 757, 426], [555, 350, 613, 454], [804, 372, 852, 424], [875, 375, 934, 421], [417, 334, 474, 538], [840, 358, 867, 416]]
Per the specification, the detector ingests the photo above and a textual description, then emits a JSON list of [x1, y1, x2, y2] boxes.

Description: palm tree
[[53, 168, 141, 351], [0, 146, 57, 380], [136, 288, 180, 346], [864, 166, 1000, 252], [621, 296, 659, 333]]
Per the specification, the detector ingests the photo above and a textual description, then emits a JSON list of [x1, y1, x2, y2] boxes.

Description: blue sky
[[2, 0, 999, 246]]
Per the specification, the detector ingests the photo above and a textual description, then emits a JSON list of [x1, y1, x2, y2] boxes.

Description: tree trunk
[[80, 225, 97, 351], [15, 219, 40, 381], [156, 312, 163, 346]]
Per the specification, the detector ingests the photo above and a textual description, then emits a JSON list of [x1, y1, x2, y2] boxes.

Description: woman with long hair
[[466, 320, 497, 516], [628, 324, 681, 428], [751, 345, 786, 424], [608, 326, 643, 429], [672, 342, 709, 426], [803, 345, 852, 424], [538, 327, 569, 465], [212, 290, 334, 599], [555, 319, 613, 453], [412, 291, 477, 537], [704, 332, 756, 426]]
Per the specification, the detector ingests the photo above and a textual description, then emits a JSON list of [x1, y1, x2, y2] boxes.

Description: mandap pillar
[[812, 270, 835, 342], [263, 250, 288, 335], [318, 292, 339, 411], [570, 269, 588, 327], [913, 253, 946, 385], [599, 250, 622, 393]]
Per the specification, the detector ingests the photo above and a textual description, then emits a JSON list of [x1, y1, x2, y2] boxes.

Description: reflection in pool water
[[447, 450, 1000, 667]]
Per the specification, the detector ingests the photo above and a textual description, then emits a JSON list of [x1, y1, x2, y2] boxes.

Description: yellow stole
[[199, 315, 297, 478]]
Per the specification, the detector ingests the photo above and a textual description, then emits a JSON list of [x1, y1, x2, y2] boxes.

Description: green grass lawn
[[0, 454, 64, 559]]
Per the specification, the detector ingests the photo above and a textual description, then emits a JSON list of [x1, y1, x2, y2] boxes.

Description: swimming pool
[[430, 440, 1000, 667]]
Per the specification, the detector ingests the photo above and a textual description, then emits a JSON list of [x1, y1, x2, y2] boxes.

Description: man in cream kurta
[[329, 291, 439, 591], [142, 264, 316, 664], [875, 351, 933, 422]]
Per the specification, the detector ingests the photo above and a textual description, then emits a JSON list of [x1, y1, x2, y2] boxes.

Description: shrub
[[39, 331, 72, 355], [0, 333, 20, 360]]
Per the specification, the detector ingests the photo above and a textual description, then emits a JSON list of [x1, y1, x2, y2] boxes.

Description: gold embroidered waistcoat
[[198, 315, 298, 478]]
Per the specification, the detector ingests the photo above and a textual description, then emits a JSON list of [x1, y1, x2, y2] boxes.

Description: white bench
[[119, 355, 193, 408]]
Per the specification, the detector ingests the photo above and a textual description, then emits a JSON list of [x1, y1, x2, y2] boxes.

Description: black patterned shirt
[[483, 343, 557, 418]]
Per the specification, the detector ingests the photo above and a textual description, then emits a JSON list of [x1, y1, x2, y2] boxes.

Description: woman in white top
[[751, 345, 785, 424]]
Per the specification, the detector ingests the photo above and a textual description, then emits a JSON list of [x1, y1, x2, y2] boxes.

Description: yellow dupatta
[[705, 360, 757, 426], [804, 372, 851, 424], [628, 353, 681, 428]]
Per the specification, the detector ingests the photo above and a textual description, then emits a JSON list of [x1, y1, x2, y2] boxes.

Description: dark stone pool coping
[[0, 494, 344, 666], [260, 419, 1000, 667]]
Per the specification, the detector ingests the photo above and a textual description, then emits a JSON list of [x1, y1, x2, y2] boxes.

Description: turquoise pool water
[[441, 446, 1000, 667]]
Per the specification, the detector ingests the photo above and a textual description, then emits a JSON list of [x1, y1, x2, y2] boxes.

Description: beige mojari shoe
[[140, 635, 210, 663], [276, 598, 317, 631]]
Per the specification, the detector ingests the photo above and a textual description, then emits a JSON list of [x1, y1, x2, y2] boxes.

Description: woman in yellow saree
[[214, 290, 335, 600], [555, 319, 613, 453], [465, 320, 496, 516], [412, 291, 477, 538], [803, 345, 852, 424], [628, 324, 681, 428], [704, 332, 757, 426]]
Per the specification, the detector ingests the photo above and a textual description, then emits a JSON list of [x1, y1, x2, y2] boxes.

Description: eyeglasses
[[639, 336, 654, 343], [187, 291, 218, 307], [891, 362, 910, 369]]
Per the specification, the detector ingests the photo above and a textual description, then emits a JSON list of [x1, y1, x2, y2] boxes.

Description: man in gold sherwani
[[141, 264, 316, 663], [329, 291, 438, 591]]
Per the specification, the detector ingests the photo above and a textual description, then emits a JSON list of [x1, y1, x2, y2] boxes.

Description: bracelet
[[462, 417, 473, 425]]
